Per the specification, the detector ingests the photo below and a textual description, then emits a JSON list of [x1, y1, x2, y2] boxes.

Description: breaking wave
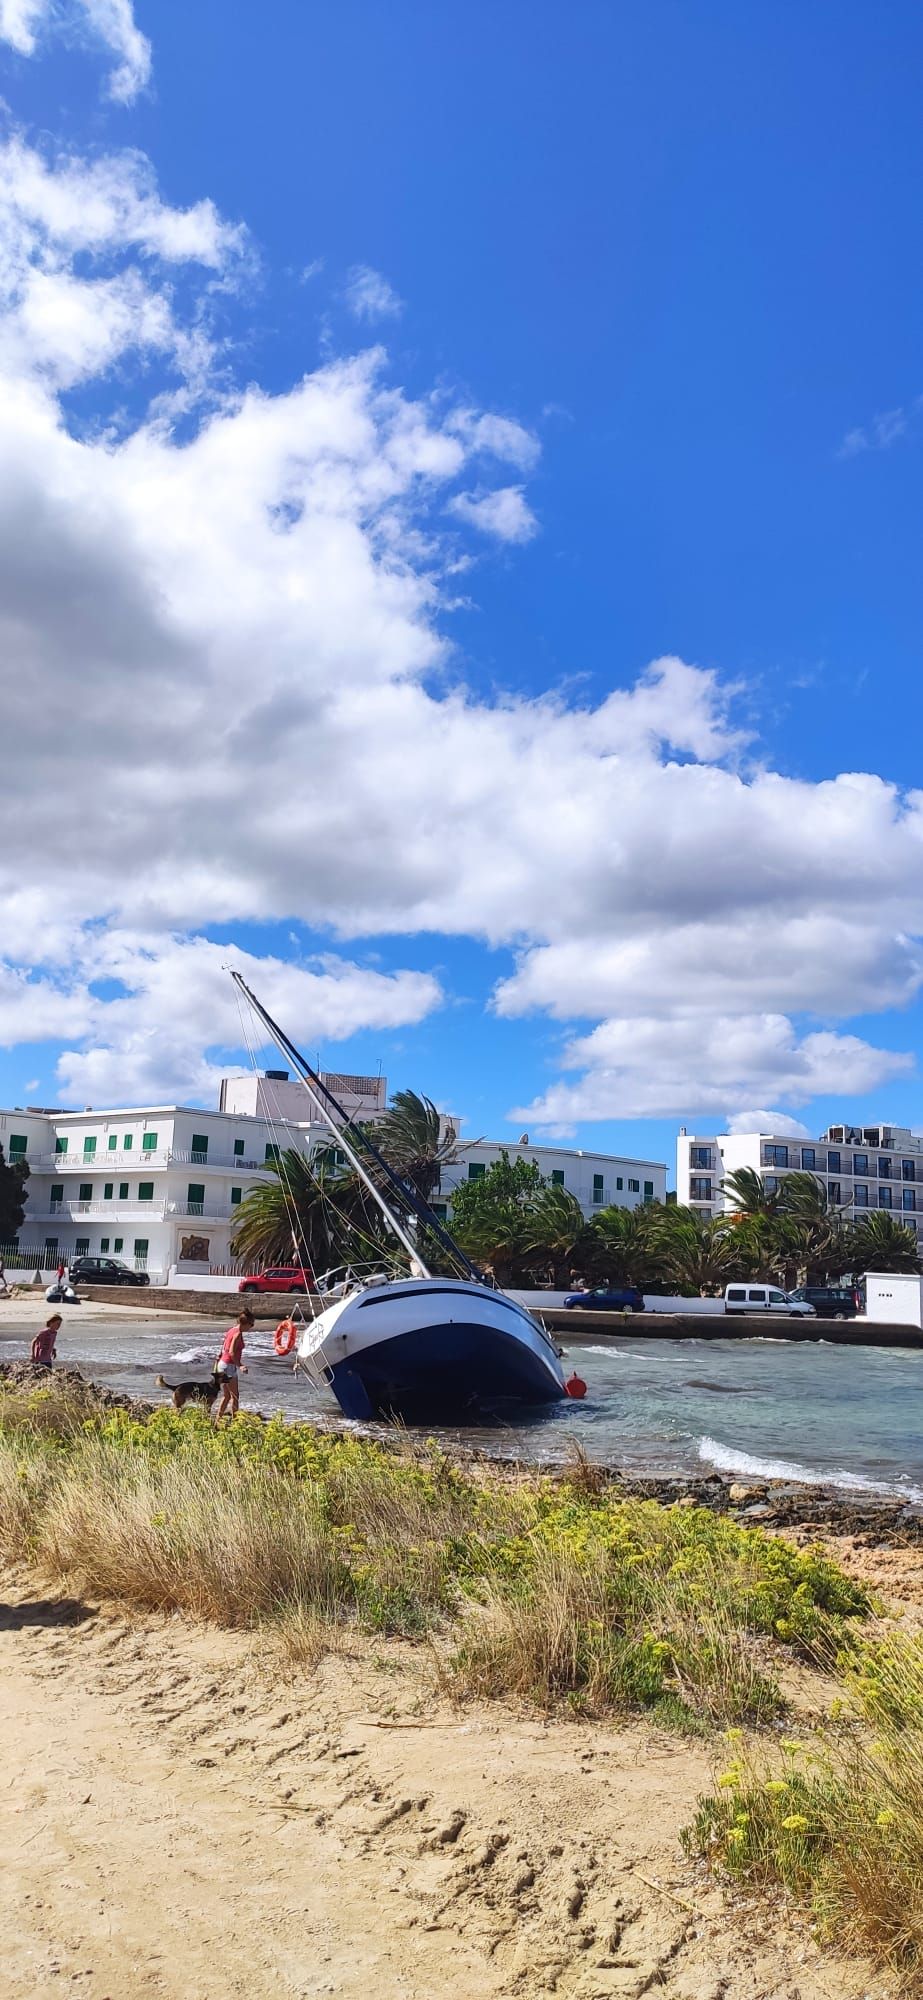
[[697, 1434, 923, 1504]]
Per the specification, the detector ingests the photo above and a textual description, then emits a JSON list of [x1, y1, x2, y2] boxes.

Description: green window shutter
[[191, 1134, 208, 1161], [118, 1182, 129, 1200], [50, 1184, 64, 1204], [142, 1132, 158, 1153], [100, 1237, 110, 1253], [233, 1139, 245, 1157], [431, 1202, 447, 1220], [123, 1134, 133, 1150], [133, 1239, 149, 1260], [55, 1136, 67, 1155], [44, 1238, 58, 1255], [616, 1177, 623, 1190], [108, 1134, 117, 1150], [468, 1162, 485, 1180], [113, 1237, 124, 1253], [83, 1137, 97, 1156], [187, 1184, 205, 1207], [644, 1181, 654, 1200], [79, 1183, 93, 1201], [593, 1173, 604, 1190], [230, 1186, 242, 1205], [75, 1237, 89, 1255], [103, 1183, 113, 1200], [9, 1134, 27, 1157], [551, 1169, 565, 1186], [138, 1182, 154, 1202], [265, 1143, 280, 1163]]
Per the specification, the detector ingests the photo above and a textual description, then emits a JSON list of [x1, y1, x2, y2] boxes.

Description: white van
[[724, 1283, 816, 1318]]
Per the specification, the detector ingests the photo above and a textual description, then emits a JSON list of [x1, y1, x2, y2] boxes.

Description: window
[[644, 1180, 654, 1200], [79, 1183, 93, 1202], [431, 1202, 448, 1220], [903, 1160, 917, 1183], [100, 1237, 110, 1252], [50, 1183, 63, 1205], [83, 1136, 97, 1157], [768, 1290, 787, 1306], [265, 1143, 280, 1164], [628, 1178, 640, 1193], [133, 1239, 149, 1262], [187, 1183, 205, 1211], [142, 1131, 158, 1153], [9, 1134, 26, 1157], [727, 1287, 746, 1303], [108, 1134, 117, 1150], [118, 1182, 129, 1200], [234, 1138, 245, 1157], [878, 1185, 893, 1209], [763, 1144, 788, 1168], [102, 1182, 113, 1200], [826, 1149, 841, 1174], [592, 1174, 604, 1203], [55, 1136, 67, 1154], [828, 1182, 841, 1205], [122, 1134, 133, 1150], [903, 1189, 916, 1212], [854, 1183, 869, 1208], [467, 1161, 486, 1180], [764, 1175, 779, 1193], [138, 1182, 154, 1202], [690, 1146, 712, 1169], [44, 1238, 58, 1256], [551, 1169, 565, 1186], [230, 1186, 242, 1206], [616, 1176, 623, 1191], [75, 1237, 89, 1255], [854, 1152, 869, 1176], [801, 1147, 816, 1170], [690, 1177, 712, 1201], [191, 1134, 208, 1162], [878, 1157, 892, 1179], [114, 1237, 123, 1253]]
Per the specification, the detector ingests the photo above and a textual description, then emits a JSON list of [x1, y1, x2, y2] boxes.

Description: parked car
[[724, 1283, 815, 1317], [238, 1265, 317, 1295], [788, 1285, 859, 1319], [563, 1285, 646, 1312], [67, 1256, 150, 1288]]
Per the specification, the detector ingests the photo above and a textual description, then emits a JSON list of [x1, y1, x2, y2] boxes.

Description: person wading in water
[[214, 1308, 254, 1420]]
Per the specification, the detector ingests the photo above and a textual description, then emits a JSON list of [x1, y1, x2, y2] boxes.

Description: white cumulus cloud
[[343, 264, 403, 322], [0, 0, 151, 101], [449, 484, 538, 543]]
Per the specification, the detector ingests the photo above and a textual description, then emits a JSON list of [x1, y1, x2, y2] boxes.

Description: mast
[[227, 970, 481, 1283]]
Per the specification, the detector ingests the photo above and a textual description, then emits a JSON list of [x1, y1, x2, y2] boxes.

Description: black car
[[788, 1285, 858, 1320], [563, 1285, 646, 1312], [67, 1256, 150, 1288]]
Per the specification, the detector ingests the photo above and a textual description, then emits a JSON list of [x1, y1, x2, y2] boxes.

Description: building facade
[[1, 1079, 667, 1280], [676, 1121, 923, 1239]]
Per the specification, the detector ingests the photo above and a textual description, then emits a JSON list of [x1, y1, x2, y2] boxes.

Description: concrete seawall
[[549, 1308, 923, 1347]]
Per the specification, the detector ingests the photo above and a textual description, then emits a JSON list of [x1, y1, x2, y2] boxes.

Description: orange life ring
[[274, 1318, 297, 1357]]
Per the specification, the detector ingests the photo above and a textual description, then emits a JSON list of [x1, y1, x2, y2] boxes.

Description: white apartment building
[[1, 1076, 667, 1280], [676, 1121, 923, 1238]]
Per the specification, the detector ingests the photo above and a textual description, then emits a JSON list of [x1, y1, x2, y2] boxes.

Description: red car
[[238, 1265, 316, 1295]]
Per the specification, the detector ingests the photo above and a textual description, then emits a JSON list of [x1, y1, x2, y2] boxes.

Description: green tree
[[230, 1149, 391, 1275], [371, 1089, 458, 1203], [0, 1142, 29, 1242], [586, 1203, 657, 1290], [645, 1206, 744, 1295], [719, 1167, 785, 1217], [521, 1184, 598, 1287], [449, 1153, 546, 1287], [848, 1210, 922, 1274]]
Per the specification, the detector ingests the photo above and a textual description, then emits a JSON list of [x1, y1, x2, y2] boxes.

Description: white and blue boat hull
[[298, 1277, 567, 1423]]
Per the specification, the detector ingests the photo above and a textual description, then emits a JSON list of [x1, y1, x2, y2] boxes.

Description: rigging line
[[233, 988, 317, 1275], [227, 969, 480, 1283]]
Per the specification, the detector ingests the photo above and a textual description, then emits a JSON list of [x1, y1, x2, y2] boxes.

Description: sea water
[[3, 1318, 922, 1501]]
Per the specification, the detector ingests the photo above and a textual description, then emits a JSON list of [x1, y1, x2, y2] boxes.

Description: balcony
[[166, 1202, 234, 1221], [36, 1200, 167, 1220], [36, 1146, 274, 1174]]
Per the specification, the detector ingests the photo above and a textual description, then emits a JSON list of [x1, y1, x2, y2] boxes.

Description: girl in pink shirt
[[31, 1314, 61, 1368]]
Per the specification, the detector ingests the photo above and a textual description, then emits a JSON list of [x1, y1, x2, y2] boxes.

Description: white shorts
[[216, 1362, 238, 1380]]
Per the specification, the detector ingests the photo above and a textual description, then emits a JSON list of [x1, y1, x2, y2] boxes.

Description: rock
[[728, 1483, 761, 1504]]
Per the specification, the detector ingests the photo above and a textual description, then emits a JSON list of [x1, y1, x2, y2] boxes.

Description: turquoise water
[[3, 1318, 922, 1499]]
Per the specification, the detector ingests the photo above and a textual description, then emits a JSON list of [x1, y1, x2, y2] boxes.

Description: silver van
[[724, 1283, 816, 1317]]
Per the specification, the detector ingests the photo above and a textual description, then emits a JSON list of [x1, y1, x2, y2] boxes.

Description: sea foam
[[697, 1434, 923, 1504]]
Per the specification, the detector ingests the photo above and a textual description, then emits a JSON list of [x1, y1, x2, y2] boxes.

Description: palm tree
[[522, 1185, 597, 1287], [848, 1210, 922, 1274], [719, 1166, 785, 1218], [230, 1149, 391, 1275], [646, 1207, 743, 1295], [588, 1204, 656, 1289], [368, 1089, 458, 1204]]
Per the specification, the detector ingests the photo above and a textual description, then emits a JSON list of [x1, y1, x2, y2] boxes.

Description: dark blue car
[[563, 1285, 645, 1312]]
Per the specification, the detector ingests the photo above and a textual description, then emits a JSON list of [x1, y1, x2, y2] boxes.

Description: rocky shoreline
[[4, 1357, 922, 1548]]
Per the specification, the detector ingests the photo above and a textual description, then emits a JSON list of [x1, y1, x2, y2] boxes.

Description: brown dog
[[156, 1370, 221, 1410]]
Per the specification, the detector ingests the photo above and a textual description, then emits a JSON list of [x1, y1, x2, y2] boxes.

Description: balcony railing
[[39, 1200, 168, 1220], [166, 1202, 233, 1220], [34, 1147, 274, 1173]]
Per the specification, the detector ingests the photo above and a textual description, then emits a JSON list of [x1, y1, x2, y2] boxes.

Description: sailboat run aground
[[228, 971, 568, 1424]]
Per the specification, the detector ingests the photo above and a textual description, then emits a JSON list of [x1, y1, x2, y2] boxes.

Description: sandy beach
[[1, 1562, 894, 2000]]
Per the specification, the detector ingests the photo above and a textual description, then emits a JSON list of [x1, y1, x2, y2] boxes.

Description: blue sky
[[1, 0, 922, 1182]]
